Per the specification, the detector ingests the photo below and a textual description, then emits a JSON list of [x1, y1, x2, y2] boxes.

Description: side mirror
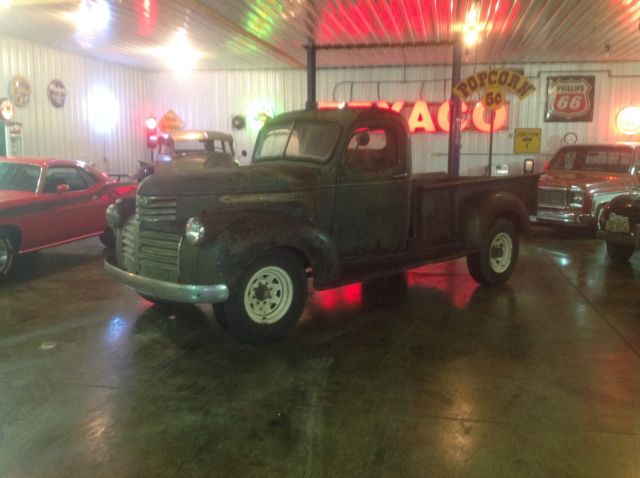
[[357, 131, 370, 147], [523, 158, 535, 174], [56, 183, 70, 193]]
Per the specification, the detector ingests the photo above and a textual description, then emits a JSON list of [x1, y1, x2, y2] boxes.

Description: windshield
[[548, 147, 633, 173], [0, 163, 41, 192], [254, 121, 341, 163]]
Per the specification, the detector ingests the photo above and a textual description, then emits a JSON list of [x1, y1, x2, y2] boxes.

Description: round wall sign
[[47, 79, 67, 108], [9, 75, 31, 107], [0, 98, 14, 121]]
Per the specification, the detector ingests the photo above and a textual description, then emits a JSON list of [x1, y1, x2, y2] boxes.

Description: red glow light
[[145, 116, 157, 129]]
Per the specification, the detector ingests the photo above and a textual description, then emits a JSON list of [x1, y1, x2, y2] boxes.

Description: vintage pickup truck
[[535, 144, 640, 230], [104, 107, 538, 343]]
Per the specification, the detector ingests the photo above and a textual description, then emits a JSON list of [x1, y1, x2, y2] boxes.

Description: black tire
[[606, 241, 634, 264], [0, 231, 16, 281], [99, 228, 116, 248], [213, 249, 308, 344], [137, 293, 180, 307], [467, 218, 519, 286]]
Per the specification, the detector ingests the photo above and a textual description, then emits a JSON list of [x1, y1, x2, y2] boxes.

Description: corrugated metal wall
[[147, 62, 640, 174], [4, 32, 640, 176], [0, 36, 147, 174]]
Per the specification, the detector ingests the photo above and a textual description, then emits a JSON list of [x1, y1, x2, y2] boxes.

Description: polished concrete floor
[[1, 226, 639, 477]]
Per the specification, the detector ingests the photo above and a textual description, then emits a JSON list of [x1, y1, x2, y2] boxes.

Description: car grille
[[137, 196, 177, 222], [538, 187, 568, 209], [122, 220, 181, 282]]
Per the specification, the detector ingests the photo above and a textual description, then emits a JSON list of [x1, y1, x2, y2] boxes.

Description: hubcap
[[489, 232, 513, 273], [244, 266, 294, 324]]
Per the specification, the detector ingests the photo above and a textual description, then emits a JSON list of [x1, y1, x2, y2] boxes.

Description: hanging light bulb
[[462, 3, 483, 47], [160, 27, 202, 73]]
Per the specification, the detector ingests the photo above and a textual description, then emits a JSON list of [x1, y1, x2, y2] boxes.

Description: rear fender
[[461, 191, 531, 249], [197, 211, 340, 288]]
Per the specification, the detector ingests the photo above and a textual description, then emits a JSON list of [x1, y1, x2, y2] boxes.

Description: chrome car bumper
[[104, 255, 229, 304], [533, 209, 592, 227]]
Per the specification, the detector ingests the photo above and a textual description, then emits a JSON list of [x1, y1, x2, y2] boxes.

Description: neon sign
[[616, 106, 640, 135], [318, 100, 509, 133]]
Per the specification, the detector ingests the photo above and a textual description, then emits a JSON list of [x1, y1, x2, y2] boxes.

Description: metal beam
[[306, 42, 317, 110], [314, 41, 453, 51], [447, 34, 462, 177]]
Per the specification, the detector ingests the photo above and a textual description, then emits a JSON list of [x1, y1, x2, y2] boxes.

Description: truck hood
[[138, 163, 318, 197], [539, 170, 625, 192]]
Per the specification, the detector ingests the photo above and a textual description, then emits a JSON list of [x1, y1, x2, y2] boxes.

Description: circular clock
[[9, 75, 31, 107], [563, 132, 577, 144]]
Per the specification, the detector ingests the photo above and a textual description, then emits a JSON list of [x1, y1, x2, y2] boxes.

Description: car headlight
[[185, 217, 205, 245], [106, 203, 121, 228], [569, 185, 584, 209]]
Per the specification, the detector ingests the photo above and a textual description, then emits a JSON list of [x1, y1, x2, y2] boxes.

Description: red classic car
[[535, 144, 640, 229], [0, 157, 137, 280]]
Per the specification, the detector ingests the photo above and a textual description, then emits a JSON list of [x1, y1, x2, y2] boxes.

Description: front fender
[[192, 210, 341, 288], [461, 191, 531, 249]]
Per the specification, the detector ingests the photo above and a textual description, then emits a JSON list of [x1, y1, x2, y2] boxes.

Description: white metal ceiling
[[1, 0, 640, 70]]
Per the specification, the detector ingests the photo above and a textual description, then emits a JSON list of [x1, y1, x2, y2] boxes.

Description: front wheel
[[606, 241, 634, 263], [213, 249, 308, 344], [467, 218, 519, 286], [0, 231, 16, 281], [99, 228, 115, 248]]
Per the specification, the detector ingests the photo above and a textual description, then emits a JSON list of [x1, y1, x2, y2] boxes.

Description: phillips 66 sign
[[545, 76, 595, 122]]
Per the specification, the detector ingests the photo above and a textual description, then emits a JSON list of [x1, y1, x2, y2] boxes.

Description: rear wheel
[[214, 249, 307, 344], [606, 241, 634, 264], [467, 218, 519, 286], [0, 231, 16, 281]]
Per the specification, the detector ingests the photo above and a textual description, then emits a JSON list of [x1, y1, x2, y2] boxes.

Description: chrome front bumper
[[104, 255, 229, 304], [533, 209, 592, 227]]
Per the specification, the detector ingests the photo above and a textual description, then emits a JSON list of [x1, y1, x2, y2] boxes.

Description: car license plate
[[606, 216, 629, 233]]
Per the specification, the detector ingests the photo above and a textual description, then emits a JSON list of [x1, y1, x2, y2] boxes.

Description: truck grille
[[137, 196, 177, 222], [538, 187, 568, 209], [122, 220, 181, 282]]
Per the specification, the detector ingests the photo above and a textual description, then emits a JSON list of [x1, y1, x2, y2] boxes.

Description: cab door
[[331, 122, 411, 257]]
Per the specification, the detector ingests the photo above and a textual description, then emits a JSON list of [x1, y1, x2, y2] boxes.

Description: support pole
[[447, 34, 463, 176], [488, 110, 495, 176], [305, 42, 317, 110]]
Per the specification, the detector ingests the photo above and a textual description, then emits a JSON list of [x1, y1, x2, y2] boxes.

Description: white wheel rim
[[244, 265, 294, 324], [489, 232, 513, 274]]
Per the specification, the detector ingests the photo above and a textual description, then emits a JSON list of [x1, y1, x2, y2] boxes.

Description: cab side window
[[345, 126, 398, 174], [43, 167, 88, 193]]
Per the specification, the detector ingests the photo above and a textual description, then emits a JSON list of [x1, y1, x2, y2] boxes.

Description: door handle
[[393, 172, 409, 179]]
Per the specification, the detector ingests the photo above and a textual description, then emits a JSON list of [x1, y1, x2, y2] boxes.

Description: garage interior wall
[[0, 35, 147, 174], [4, 34, 640, 175], [147, 62, 640, 174]]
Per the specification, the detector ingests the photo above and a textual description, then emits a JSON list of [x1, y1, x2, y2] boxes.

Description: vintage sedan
[[0, 157, 137, 280], [535, 144, 640, 229], [136, 130, 239, 180], [596, 193, 640, 262]]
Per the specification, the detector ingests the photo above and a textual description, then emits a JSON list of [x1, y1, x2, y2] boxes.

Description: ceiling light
[[160, 28, 202, 73], [462, 3, 483, 47], [0, 0, 10, 9]]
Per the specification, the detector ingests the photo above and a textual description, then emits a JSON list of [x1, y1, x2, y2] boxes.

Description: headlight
[[569, 186, 584, 209], [185, 217, 205, 245], [106, 203, 121, 228]]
